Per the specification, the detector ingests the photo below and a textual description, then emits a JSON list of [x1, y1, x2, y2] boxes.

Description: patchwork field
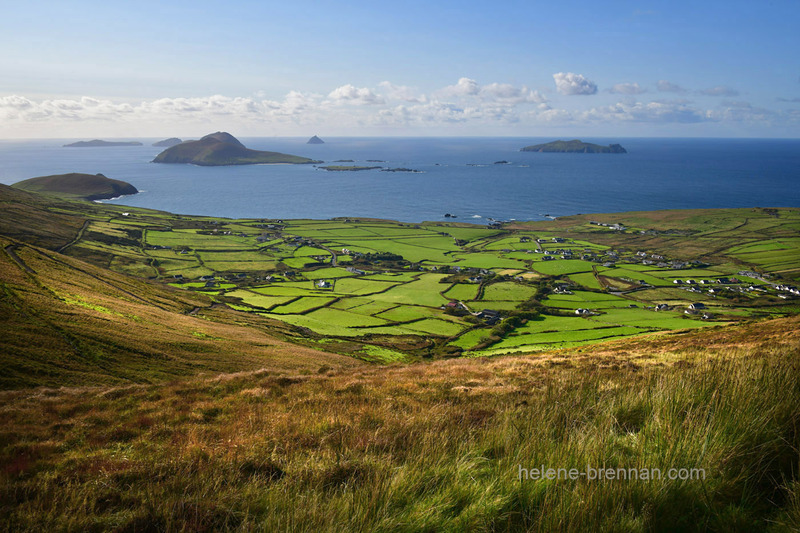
[[11, 193, 796, 360]]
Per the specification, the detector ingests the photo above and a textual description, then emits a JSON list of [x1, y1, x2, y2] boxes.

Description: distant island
[[152, 138, 183, 147], [152, 132, 321, 166], [381, 168, 423, 173], [320, 165, 382, 172], [11, 173, 138, 201], [521, 140, 627, 153], [307, 135, 325, 144], [63, 140, 143, 147]]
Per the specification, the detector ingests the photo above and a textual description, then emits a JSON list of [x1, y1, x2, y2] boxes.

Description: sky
[[1, 0, 799, 138]]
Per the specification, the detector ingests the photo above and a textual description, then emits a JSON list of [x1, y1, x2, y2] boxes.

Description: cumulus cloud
[[608, 82, 646, 95], [438, 77, 481, 98], [327, 84, 384, 105], [656, 80, 687, 93], [553, 72, 598, 95], [378, 81, 425, 103], [0, 80, 794, 137], [479, 83, 547, 104], [583, 99, 707, 123], [699, 86, 739, 97], [434, 78, 547, 105]]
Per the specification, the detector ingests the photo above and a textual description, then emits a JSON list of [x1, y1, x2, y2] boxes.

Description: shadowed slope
[[0, 236, 361, 389]]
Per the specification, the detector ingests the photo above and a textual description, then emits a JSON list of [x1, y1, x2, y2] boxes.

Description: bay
[[1, 137, 798, 222]]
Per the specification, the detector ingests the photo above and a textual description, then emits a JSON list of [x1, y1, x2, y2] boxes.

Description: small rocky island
[[320, 165, 382, 172], [11, 173, 138, 201], [63, 140, 143, 147], [152, 138, 183, 147], [307, 135, 325, 144], [152, 132, 320, 166], [521, 140, 627, 153]]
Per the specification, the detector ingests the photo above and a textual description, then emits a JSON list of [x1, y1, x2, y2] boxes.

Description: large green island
[[521, 139, 627, 153], [11, 172, 138, 201], [152, 131, 321, 166]]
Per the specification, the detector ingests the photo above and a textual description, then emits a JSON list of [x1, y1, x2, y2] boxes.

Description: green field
[[36, 200, 800, 355]]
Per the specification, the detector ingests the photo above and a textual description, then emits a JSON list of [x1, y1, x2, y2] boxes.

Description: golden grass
[[1, 315, 799, 531]]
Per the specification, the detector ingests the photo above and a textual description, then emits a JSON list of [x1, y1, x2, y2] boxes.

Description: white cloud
[[656, 80, 686, 93], [0, 82, 795, 137], [583, 100, 707, 123], [438, 77, 481, 98], [378, 81, 425, 103], [553, 72, 598, 95], [479, 83, 547, 104], [608, 82, 646, 95], [327, 84, 384, 105]]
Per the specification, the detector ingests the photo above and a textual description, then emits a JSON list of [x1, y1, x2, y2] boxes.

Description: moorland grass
[[2, 317, 798, 532]]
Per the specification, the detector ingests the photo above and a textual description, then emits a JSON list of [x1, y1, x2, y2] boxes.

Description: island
[[520, 140, 627, 153], [381, 168, 423, 173], [11, 173, 138, 201], [307, 135, 325, 144], [63, 140, 143, 147], [320, 165, 382, 171], [152, 132, 321, 166], [152, 138, 183, 147]]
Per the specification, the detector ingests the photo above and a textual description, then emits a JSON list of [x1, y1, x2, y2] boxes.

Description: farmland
[[2, 185, 800, 531], [6, 188, 798, 361]]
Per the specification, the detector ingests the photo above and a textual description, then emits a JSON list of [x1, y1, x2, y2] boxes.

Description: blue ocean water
[[0, 137, 798, 222]]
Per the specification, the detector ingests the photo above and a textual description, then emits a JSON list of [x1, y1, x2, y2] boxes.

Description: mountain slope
[[0, 236, 360, 389]]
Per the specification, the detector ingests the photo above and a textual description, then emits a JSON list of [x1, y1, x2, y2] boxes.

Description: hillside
[[521, 139, 627, 153], [1, 186, 799, 530], [12, 173, 138, 201], [152, 131, 320, 165], [0, 236, 360, 389], [1, 312, 798, 530]]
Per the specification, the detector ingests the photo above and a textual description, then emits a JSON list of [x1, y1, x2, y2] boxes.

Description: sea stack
[[307, 135, 325, 144]]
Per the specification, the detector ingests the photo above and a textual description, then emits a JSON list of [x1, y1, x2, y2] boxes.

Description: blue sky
[[1, 0, 798, 138]]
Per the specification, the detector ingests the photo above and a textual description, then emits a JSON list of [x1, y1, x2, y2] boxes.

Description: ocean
[[1, 137, 798, 222]]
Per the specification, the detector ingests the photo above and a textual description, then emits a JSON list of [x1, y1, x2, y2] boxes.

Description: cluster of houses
[[588, 221, 626, 231], [648, 302, 715, 320], [776, 284, 800, 299]]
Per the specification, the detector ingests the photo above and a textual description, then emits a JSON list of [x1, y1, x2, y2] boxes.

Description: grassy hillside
[[0, 236, 361, 389], [12, 173, 138, 201], [0, 185, 88, 249], [1, 315, 798, 531], [2, 185, 798, 364], [1, 185, 799, 530]]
